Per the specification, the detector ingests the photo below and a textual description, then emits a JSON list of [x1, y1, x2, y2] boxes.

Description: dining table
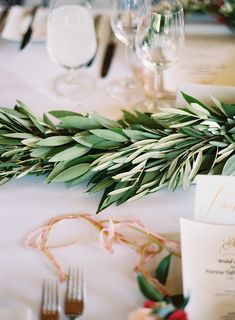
[[1, 4, 235, 320]]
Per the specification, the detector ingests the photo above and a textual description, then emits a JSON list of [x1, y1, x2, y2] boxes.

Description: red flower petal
[[143, 300, 158, 308], [168, 310, 188, 320]]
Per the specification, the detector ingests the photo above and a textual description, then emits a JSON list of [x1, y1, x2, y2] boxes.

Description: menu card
[[164, 24, 235, 92], [180, 218, 235, 320], [181, 175, 235, 319]]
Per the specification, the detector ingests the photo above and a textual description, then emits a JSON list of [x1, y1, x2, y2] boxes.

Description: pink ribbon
[[25, 213, 181, 293]]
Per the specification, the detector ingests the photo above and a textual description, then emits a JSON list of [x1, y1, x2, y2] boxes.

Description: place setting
[[1, 0, 235, 320], [0, 0, 48, 43]]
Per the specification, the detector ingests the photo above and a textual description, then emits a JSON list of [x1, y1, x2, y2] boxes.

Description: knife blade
[[0, 6, 10, 34], [20, 5, 39, 50], [100, 27, 116, 78]]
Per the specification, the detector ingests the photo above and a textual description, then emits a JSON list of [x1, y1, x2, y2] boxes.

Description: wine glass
[[135, 0, 185, 109], [47, 0, 97, 100], [107, 0, 146, 102]]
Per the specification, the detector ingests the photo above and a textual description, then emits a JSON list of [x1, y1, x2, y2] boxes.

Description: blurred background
[[0, 0, 108, 6]]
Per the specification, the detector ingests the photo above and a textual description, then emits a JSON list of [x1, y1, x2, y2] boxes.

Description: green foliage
[[0, 94, 234, 211], [137, 254, 189, 319], [155, 254, 172, 285], [137, 273, 164, 301]]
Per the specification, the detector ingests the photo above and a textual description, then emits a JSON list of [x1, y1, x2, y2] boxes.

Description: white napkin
[[1, 5, 25, 41], [1, 5, 48, 41], [0, 308, 32, 320]]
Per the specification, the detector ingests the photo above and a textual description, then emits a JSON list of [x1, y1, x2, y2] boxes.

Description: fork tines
[[41, 278, 60, 320], [65, 267, 84, 318]]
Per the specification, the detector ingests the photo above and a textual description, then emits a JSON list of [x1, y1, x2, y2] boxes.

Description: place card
[[180, 218, 235, 320], [194, 175, 235, 224]]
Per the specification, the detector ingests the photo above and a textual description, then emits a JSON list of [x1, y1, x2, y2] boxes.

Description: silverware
[[87, 14, 102, 67], [40, 278, 60, 320], [64, 267, 85, 320], [20, 4, 39, 50], [100, 24, 116, 77]]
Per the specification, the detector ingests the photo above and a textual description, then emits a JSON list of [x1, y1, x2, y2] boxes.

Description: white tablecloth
[[0, 10, 234, 319]]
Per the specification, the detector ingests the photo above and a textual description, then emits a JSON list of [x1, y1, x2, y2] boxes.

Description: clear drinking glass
[[47, 0, 97, 100], [135, 0, 185, 109], [107, 0, 145, 102]]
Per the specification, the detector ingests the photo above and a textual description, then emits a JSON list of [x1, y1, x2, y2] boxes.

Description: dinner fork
[[40, 278, 60, 320], [64, 267, 85, 319]]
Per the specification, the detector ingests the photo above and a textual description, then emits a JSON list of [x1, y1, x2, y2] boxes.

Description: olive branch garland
[[1, 92, 235, 212]]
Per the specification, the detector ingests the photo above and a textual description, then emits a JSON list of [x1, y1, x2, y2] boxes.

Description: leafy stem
[[0, 95, 235, 211]]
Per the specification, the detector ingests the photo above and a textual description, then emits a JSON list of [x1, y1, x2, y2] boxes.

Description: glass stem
[[124, 45, 131, 73], [123, 45, 135, 88], [154, 70, 164, 100], [66, 68, 76, 84]]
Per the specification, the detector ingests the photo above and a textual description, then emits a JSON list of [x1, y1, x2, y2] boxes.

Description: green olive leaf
[[52, 163, 90, 182], [49, 145, 90, 162], [222, 155, 235, 175], [37, 136, 72, 146], [59, 116, 102, 130], [90, 129, 128, 142]]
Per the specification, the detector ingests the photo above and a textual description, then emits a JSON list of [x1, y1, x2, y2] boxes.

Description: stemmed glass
[[107, 0, 146, 102], [135, 0, 185, 109], [47, 0, 97, 100]]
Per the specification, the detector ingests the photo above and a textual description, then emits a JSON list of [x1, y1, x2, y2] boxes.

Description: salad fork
[[64, 267, 85, 319], [40, 278, 60, 320]]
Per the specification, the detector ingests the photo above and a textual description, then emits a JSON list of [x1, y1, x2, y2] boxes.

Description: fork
[[40, 278, 60, 320], [64, 267, 85, 319]]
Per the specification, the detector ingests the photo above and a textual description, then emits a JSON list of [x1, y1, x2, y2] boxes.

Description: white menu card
[[180, 218, 235, 320], [165, 25, 235, 92]]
